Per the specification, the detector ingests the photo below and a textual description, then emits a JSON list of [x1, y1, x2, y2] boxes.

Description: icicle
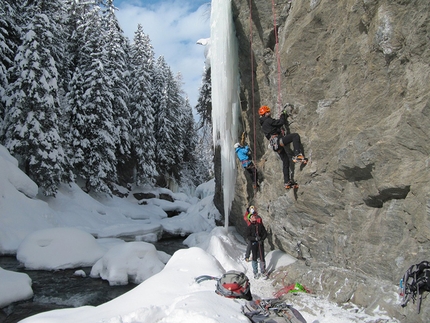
[[210, 0, 240, 229]]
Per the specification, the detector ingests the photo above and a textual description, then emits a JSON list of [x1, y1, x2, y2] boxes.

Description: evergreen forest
[[0, 0, 213, 196]]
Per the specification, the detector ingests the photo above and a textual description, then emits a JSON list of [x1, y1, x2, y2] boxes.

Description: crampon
[[284, 181, 298, 190]]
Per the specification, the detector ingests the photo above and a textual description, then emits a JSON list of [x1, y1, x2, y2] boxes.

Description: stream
[[0, 239, 187, 323]]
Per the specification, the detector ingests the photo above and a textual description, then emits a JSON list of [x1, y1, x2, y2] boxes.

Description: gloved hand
[[255, 235, 261, 241], [282, 109, 289, 116]]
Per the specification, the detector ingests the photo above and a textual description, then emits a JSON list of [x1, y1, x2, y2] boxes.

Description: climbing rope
[[246, 1, 285, 192], [248, 0, 258, 190], [271, 0, 283, 114]]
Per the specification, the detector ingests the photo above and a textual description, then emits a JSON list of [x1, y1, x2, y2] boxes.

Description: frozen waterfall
[[210, 0, 240, 228]]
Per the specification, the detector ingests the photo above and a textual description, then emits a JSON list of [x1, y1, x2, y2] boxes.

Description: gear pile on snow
[[400, 260, 430, 313], [195, 270, 252, 301], [242, 298, 307, 323]]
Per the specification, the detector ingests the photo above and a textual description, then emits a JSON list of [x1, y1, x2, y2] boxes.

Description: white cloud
[[115, 1, 211, 107]]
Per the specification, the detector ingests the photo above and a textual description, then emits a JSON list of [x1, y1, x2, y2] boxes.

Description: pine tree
[[66, 5, 117, 194], [129, 24, 157, 185], [0, 0, 206, 194], [152, 57, 185, 186], [179, 97, 210, 187], [0, 0, 20, 127], [151, 56, 168, 185], [195, 122, 214, 181], [3, 2, 66, 196], [195, 66, 212, 129], [63, 0, 90, 86], [195, 66, 214, 181], [165, 72, 185, 182], [102, 0, 132, 186]]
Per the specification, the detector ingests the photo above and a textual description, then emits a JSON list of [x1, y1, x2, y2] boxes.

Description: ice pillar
[[210, 0, 240, 229]]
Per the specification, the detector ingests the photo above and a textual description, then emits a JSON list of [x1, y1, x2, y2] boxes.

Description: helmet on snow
[[234, 143, 241, 149], [259, 105, 271, 116]]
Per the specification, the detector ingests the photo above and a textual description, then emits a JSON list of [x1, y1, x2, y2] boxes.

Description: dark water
[[0, 239, 187, 323]]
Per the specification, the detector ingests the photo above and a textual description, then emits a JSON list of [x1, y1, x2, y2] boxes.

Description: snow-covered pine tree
[[179, 97, 210, 187], [63, 0, 89, 83], [195, 66, 214, 180], [3, 2, 67, 196], [152, 56, 169, 186], [129, 24, 157, 186], [194, 124, 214, 181], [62, 0, 94, 183], [102, 0, 132, 187], [195, 66, 212, 129], [0, 0, 20, 127], [166, 72, 185, 183], [66, 5, 117, 194], [152, 57, 185, 187], [43, 0, 68, 94]]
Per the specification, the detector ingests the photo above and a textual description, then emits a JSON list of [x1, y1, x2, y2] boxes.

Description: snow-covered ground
[[0, 145, 399, 322]]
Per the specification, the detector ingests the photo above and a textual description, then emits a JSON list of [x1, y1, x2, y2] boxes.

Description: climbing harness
[[269, 135, 281, 152]]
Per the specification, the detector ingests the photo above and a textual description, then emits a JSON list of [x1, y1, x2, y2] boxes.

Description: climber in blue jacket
[[234, 143, 259, 189]]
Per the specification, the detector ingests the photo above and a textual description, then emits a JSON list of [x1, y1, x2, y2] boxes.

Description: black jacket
[[259, 114, 287, 139], [246, 221, 267, 242]]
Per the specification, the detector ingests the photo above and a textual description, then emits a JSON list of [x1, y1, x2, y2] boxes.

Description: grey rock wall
[[223, 0, 430, 321]]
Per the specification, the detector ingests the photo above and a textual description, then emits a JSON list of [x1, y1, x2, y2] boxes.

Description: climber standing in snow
[[243, 205, 262, 262], [259, 105, 305, 189], [234, 142, 259, 189], [246, 212, 267, 279]]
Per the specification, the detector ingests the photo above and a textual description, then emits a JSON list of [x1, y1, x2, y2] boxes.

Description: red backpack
[[215, 271, 252, 300], [195, 271, 252, 301]]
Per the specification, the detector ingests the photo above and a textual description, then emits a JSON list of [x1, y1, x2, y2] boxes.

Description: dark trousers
[[277, 149, 290, 183], [245, 241, 251, 259], [279, 133, 302, 155], [244, 162, 258, 185], [250, 241, 265, 262], [250, 241, 266, 274], [276, 133, 302, 183]]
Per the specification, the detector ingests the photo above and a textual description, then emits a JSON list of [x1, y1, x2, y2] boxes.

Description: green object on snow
[[290, 282, 307, 293]]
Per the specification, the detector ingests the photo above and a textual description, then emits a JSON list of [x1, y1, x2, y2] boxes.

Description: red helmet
[[259, 105, 271, 116]]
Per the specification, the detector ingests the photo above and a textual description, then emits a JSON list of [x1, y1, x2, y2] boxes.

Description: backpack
[[216, 271, 252, 300], [242, 298, 307, 323], [195, 271, 252, 301], [400, 260, 430, 313]]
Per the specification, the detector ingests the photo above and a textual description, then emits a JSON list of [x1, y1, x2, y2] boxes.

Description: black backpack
[[400, 260, 430, 313], [242, 298, 307, 323], [196, 270, 252, 301]]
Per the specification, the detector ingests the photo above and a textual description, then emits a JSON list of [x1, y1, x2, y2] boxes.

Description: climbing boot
[[284, 181, 297, 189], [292, 153, 305, 163]]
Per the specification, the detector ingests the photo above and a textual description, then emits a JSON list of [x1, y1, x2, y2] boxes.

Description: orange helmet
[[259, 105, 271, 116]]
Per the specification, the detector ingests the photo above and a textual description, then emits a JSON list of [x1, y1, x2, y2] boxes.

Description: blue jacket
[[235, 145, 251, 168]]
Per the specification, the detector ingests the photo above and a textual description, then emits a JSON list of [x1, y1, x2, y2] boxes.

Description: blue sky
[[113, 0, 211, 108]]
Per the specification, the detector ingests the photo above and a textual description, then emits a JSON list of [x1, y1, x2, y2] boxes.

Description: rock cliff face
[[220, 0, 430, 321]]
